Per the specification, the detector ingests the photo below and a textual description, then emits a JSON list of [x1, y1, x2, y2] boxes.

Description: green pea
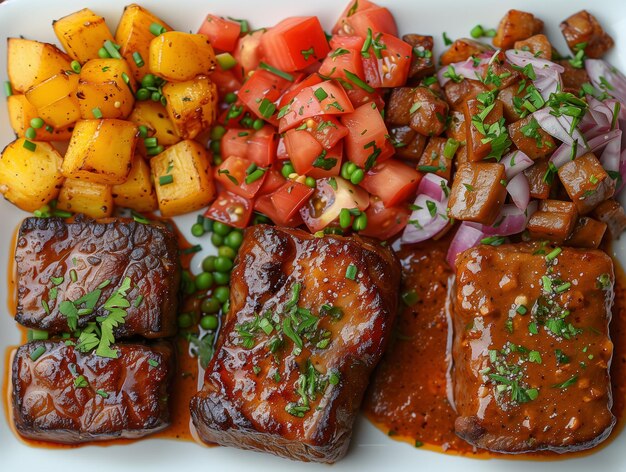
[[281, 162, 295, 179], [25, 127, 36, 139], [340, 162, 352, 180], [202, 255, 217, 272], [191, 223, 205, 237], [177, 313, 193, 328], [213, 271, 230, 285], [213, 221, 232, 236], [222, 300, 230, 313], [240, 116, 253, 128], [252, 118, 264, 130], [141, 74, 156, 88], [225, 231, 243, 250], [200, 315, 219, 330], [136, 88, 150, 101], [214, 286, 230, 303], [195, 272, 214, 291], [214, 256, 233, 272], [210, 140, 221, 153], [213, 156, 223, 166], [218, 246, 237, 260], [305, 177, 316, 188], [30, 117, 44, 129], [211, 233, 224, 246], [201, 297, 221, 314], [210, 125, 226, 141], [339, 208, 351, 229], [224, 92, 237, 104], [353, 213, 368, 231], [350, 169, 365, 185], [150, 91, 161, 102]]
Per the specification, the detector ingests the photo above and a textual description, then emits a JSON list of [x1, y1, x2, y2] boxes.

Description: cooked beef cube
[[452, 243, 615, 453], [498, 83, 525, 123], [556, 59, 591, 93], [508, 115, 556, 159], [446, 110, 468, 165], [493, 10, 544, 50], [15, 216, 179, 337], [566, 216, 607, 248], [409, 86, 449, 136], [448, 162, 507, 225], [527, 199, 578, 243], [12, 340, 174, 443], [402, 34, 436, 82], [392, 126, 428, 161], [524, 159, 554, 199], [560, 10, 614, 59], [440, 38, 493, 66], [190, 225, 400, 463], [417, 136, 453, 180], [558, 152, 615, 214], [385, 87, 415, 126], [482, 52, 520, 91], [444, 79, 488, 112], [514, 34, 552, 59], [464, 98, 506, 162], [592, 199, 626, 239]]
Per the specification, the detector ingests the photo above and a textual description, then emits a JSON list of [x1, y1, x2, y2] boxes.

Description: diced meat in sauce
[[446, 110, 468, 165], [464, 98, 506, 162], [409, 86, 449, 136], [190, 225, 400, 463], [418, 136, 453, 180], [524, 159, 554, 199], [444, 79, 488, 112], [389, 125, 428, 161], [440, 38, 493, 66], [560, 10, 614, 58], [592, 199, 626, 239], [566, 216, 607, 248], [556, 59, 591, 93], [514, 34, 552, 59], [385, 87, 414, 126], [527, 199, 578, 243], [452, 243, 615, 453], [402, 34, 436, 82], [12, 341, 174, 443], [14, 216, 180, 337], [498, 83, 525, 123], [493, 10, 544, 50], [482, 52, 520, 91], [557, 152, 615, 214], [508, 115, 556, 160]]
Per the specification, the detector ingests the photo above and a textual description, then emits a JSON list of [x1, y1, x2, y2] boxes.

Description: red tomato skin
[[308, 115, 349, 150], [205, 191, 254, 229], [221, 128, 249, 158], [359, 196, 410, 240], [319, 36, 365, 83], [284, 129, 323, 175], [221, 127, 277, 167], [307, 141, 343, 179], [341, 103, 393, 169], [234, 30, 265, 76], [198, 15, 241, 52], [278, 73, 323, 109], [210, 68, 243, 96], [214, 155, 267, 199], [254, 195, 304, 227], [362, 33, 412, 88], [333, 1, 398, 37], [238, 69, 291, 122], [345, 86, 386, 110], [257, 169, 286, 195], [261, 17, 331, 72], [361, 160, 423, 207]]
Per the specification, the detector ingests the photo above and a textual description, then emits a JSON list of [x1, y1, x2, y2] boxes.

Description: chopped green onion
[[4, 81, 13, 97], [545, 247, 562, 262], [314, 87, 329, 101], [259, 62, 294, 81], [555, 282, 572, 293], [30, 345, 46, 361], [30, 117, 44, 129], [402, 290, 419, 306], [443, 138, 460, 159], [150, 22, 167, 36], [470, 25, 484, 39], [132, 51, 145, 67], [216, 52, 237, 71], [345, 264, 358, 280], [343, 69, 374, 93], [70, 60, 81, 73], [25, 127, 37, 139], [258, 98, 276, 119], [103, 40, 122, 59], [92, 107, 103, 119], [23, 140, 36, 152], [245, 168, 266, 184], [98, 47, 111, 58], [147, 145, 164, 155], [144, 137, 158, 148], [159, 174, 174, 185]]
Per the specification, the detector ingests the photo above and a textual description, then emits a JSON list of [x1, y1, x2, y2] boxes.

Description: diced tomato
[[210, 68, 243, 95], [257, 168, 286, 195], [276, 136, 289, 160], [306, 115, 348, 150], [333, 0, 397, 38], [278, 81, 354, 132], [204, 191, 254, 229], [215, 155, 267, 199], [270, 181, 314, 220], [278, 73, 323, 108], [238, 69, 292, 123], [221, 129, 249, 158], [362, 33, 412, 88], [341, 103, 394, 169], [198, 15, 241, 52], [300, 177, 370, 233], [283, 129, 323, 175], [221, 126, 277, 167], [345, 86, 385, 110], [254, 195, 303, 227], [359, 196, 410, 240], [234, 29, 264, 76], [307, 141, 343, 179], [261, 17, 330, 72], [319, 36, 365, 83], [361, 159, 422, 207]]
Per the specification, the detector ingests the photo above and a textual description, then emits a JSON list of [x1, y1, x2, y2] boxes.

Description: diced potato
[[128, 101, 181, 146], [385, 88, 414, 126], [162, 77, 218, 139], [446, 110, 468, 165], [566, 216, 607, 248], [112, 154, 157, 212], [527, 199, 578, 243], [149, 32, 216, 82], [24, 73, 81, 129], [150, 140, 216, 217], [0, 138, 64, 212], [417, 137, 452, 180], [390, 126, 427, 161], [556, 59, 591, 93], [444, 79, 488, 112], [524, 159, 553, 199], [115, 4, 173, 80], [62, 119, 137, 185], [53, 8, 115, 63], [498, 83, 524, 123], [592, 199, 626, 239], [57, 178, 113, 218], [402, 34, 436, 82], [463, 98, 505, 162], [7, 95, 73, 141], [440, 38, 493, 66], [409, 86, 449, 136], [514, 34, 552, 59], [480, 52, 520, 91], [508, 115, 555, 159], [558, 152, 615, 214], [493, 9, 544, 50], [77, 58, 135, 119], [560, 10, 614, 58], [7, 38, 72, 93]]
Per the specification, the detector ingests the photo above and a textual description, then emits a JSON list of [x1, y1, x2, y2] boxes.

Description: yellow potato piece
[[25, 72, 81, 129], [7, 95, 73, 141], [162, 77, 217, 140], [7, 38, 72, 93], [128, 101, 181, 147], [53, 8, 115, 63], [57, 178, 113, 218], [77, 58, 136, 119], [149, 32, 216, 82], [112, 153, 158, 212]]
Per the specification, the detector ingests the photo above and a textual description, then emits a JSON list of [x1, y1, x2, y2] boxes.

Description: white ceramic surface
[[1, 0, 626, 470]]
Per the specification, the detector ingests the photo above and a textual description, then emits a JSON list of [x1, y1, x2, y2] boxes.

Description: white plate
[[2, 0, 626, 470]]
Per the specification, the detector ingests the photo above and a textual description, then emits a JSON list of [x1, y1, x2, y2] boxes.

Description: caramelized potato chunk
[[57, 178, 113, 219], [25, 73, 81, 129], [112, 154, 158, 212], [566, 216, 607, 248], [149, 32, 216, 82], [402, 34, 436, 82], [493, 10, 544, 50], [7, 95, 72, 141], [444, 79, 489, 112], [556, 59, 591, 93], [560, 10, 614, 58], [514, 34, 552, 59], [385, 87, 414, 126], [464, 98, 505, 162], [162, 77, 218, 140], [558, 153, 615, 215], [409, 86, 449, 136], [53, 8, 115, 63], [481, 52, 520, 91], [417, 137, 453, 180], [448, 162, 507, 225], [390, 126, 428, 161], [440, 38, 492, 66], [527, 199, 578, 243], [592, 199, 626, 239], [128, 101, 181, 148], [508, 115, 555, 159], [498, 83, 524, 123], [524, 159, 554, 199], [7, 38, 71, 93], [77, 58, 136, 119]]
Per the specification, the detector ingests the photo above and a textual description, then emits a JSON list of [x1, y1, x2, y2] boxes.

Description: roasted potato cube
[[150, 140, 216, 217], [481, 52, 520, 91], [493, 9, 544, 50], [560, 10, 614, 59], [446, 110, 468, 165], [62, 119, 137, 185], [129, 101, 181, 149], [385, 87, 414, 126], [409, 86, 449, 136], [149, 32, 216, 82], [444, 79, 488, 112], [53, 8, 115, 63], [440, 38, 493, 66], [162, 77, 217, 139], [77, 58, 135, 119], [464, 98, 505, 162], [508, 115, 555, 159], [7, 95, 72, 141], [112, 154, 158, 212], [558, 152, 615, 214], [7, 38, 72, 93], [566, 216, 607, 248], [57, 178, 113, 218], [556, 59, 591, 93], [524, 159, 554, 199], [115, 4, 173, 80], [514, 34, 552, 59], [592, 199, 626, 239], [0, 138, 64, 212], [498, 83, 525, 123], [24, 73, 81, 129], [390, 126, 427, 161], [417, 136, 453, 180], [402, 34, 435, 82], [448, 162, 507, 225], [527, 199, 578, 243]]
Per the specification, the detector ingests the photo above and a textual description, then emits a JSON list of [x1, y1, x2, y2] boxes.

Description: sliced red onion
[[534, 108, 586, 145], [501, 150, 533, 178], [506, 173, 530, 210], [619, 148, 626, 193], [580, 96, 614, 138], [469, 202, 538, 236], [585, 59, 626, 104], [446, 223, 485, 268], [401, 194, 449, 244], [590, 129, 622, 172], [549, 142, 581, 169], [436, 52, 493, 86], [505, 50, 563, 100], [417, 173, 448, 202]]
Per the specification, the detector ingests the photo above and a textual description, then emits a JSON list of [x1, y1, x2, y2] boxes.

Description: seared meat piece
[[15, 216, 179, 337], [560, 10, 614, 58], [402, 34, 436, 82], [556, 59, 591, 93], [12, 340, 174, 443], [493, 9, 544, 50], [385, 87, 414, 126], [452, 244, 615, 453], [190, 225, 400, 463]]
